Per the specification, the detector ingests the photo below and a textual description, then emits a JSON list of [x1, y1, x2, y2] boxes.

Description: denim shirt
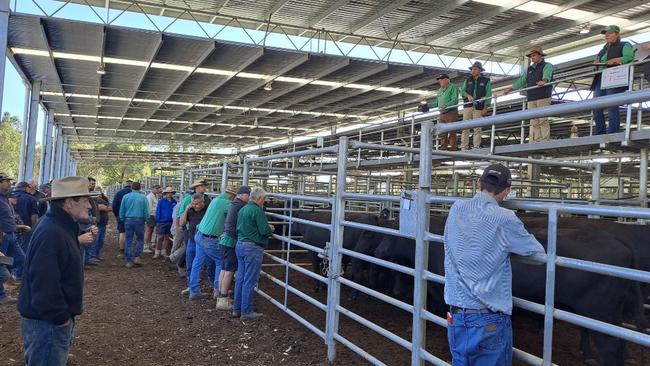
[[443, 192, 545, 315]]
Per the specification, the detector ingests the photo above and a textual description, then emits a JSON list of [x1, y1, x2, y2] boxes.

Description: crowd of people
[[419, 26, 640, 151]]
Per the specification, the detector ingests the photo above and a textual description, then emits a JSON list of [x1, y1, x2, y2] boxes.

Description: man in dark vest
[[460, 61, 492, 150], [506, 45, 554, 142], [111, 180, 132, 258], [591, 25, 635, 135]]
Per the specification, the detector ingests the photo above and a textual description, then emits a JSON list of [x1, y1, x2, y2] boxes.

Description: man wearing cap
[[188, 187, 236, 300], [154, 187, 177, 259], [174, 180, 211, 262], [460, 62, 492, 150], [0, 173, 26, 304], [119, 182, 149, 268], [88, 186, 110, 261], [183, 192, 216, 299], [234, 187, 274, 319], [424, 74, 461, 150], [443, 164, 545, 365], [145, 185, 161, 253], [506, 45, 554, 142], [111, 180, 132, 258], [11, 182, 39, 279], [217, 185, 251, 310], [591, 25, 635, 135], [18, 176, 97, 365]]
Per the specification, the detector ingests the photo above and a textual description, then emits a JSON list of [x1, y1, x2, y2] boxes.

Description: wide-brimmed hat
[[469, 61, 485, 71], [162, 186, 176, 194], [47, 176, 99, 201], [190, 179, 208, 189], [225, 186, 237, 195], [0, 172, 13, 182], [525, 45, 546, 57]]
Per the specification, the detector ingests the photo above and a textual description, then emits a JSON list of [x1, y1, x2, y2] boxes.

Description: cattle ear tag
[[485, 323, 497, 332]]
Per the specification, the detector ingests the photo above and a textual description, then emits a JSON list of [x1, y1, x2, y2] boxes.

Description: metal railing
[[234, 89, 650, 365]]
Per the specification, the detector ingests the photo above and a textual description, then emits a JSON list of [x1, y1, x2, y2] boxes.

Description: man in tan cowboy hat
[[505, 45, 554, 142], [18, 176, 98, 365], [460, 61, 493, 150], [154, 186, 177, 259]]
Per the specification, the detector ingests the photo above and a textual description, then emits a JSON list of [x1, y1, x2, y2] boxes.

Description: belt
[[201, 232, 220, 239], [450, 306, 494, 314]]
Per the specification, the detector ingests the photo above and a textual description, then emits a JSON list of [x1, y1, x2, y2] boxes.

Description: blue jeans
[[185, 234, 196, 286], [1, 232, 25, 285], [12, 231, 31, 278], [234, 241, 264, 315], [593, 77, 627, 135], [189, 232, 219, 296], [124, 218, 145, 263], [447, 310, 512, 366], [89, 225, 107, 259], [22, 317, 75, 366]]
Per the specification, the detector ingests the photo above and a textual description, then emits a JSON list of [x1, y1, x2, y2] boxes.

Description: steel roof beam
[[122, 33, 164, 118], [308, 0, 349, 28], [423, 0, 531, 44], [392, 0, 469, 37], [265, 0, 292, 21], [493, 0, 649, 53], [38, 19, 71, 117], [454, 0, 591, 49], [347, 0, 410, 34]]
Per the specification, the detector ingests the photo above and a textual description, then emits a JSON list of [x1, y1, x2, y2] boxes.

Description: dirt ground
[[1, 223, 647, 365]]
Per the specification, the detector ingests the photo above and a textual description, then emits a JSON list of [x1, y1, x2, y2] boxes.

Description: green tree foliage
[[75, 142, 152, 186], [0, 112, 23, 178]]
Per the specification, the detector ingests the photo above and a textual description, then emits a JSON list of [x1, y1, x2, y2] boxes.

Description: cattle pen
[[116, 83, 650, 366]]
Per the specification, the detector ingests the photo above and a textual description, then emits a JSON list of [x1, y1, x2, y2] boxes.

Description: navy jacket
[[14, 190, 38, 226], [18, 205, 84, 325], [111, 185, 132, 219]]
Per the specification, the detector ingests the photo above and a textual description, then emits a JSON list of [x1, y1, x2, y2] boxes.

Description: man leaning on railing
[[591, 25, 635, 135], [420, 74, 461, 151]]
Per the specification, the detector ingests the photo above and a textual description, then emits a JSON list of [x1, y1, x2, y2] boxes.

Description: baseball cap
[[6, 191, 17, 199], [0, 172, 13, 182], [15, 181, 30, 189], [237, 186, 251, 195], [480, 164, 512, 189], [601, 25, 620, 34], [436, 73, 450, 80], [39, 183, 51, 190]]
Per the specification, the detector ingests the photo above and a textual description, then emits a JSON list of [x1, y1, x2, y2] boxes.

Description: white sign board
[[600, 65, 630, 90]]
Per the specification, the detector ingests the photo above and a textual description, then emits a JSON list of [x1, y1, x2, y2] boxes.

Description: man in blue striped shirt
[[444, 163, 545, 365]]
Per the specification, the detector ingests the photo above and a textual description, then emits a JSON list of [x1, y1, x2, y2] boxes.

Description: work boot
[[230, 310, 241, 318], [133, 257, 142, 266], [181, 287, 190, 296], [143, 247, 152, 254], [189, 293, 204, 301], [216, 297, 233, 311], [240, 312, 264, 320], [125, 262, 134, 268], [153, 250, 160, 259]]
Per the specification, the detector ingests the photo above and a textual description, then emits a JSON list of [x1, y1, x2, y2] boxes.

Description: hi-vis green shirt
[[427, 83, 460, 114], [237, 201, 273, 248]]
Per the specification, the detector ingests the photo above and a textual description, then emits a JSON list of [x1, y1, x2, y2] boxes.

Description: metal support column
[[22, 81, 41, 182], [325, 136, 348, 362], [221, 163, 228, 192], [542, 208, 558, 365], [640, 148, 648, 207], [39, 110, 54, 184], [53, 126, 63, 180], [0, 0, 9, 115], [591, 163, 601, 205], [242, 159, 250, 186], [411, 121, 433, 366], [623, 65, 635, 146], [180, 168, 186, 192], [18, 84, 31, 181]]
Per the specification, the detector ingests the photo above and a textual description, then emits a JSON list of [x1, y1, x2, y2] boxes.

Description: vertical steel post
[[0, 0, 8, 115], [411, 121, 433, 366], [623, 65, 635, 145], [325, 138, 347, 362], [18, 84, 31, 181], [520, 100, 526, 144], [53, 126, 63, 179], [242, 158, 250, 186], [489, 98, 498, 154], [221, 163, 228, 192], [39, 110, 54, 184], [591, 163, 601, 205], [640, 148, 648, 207], [542, 208, 558, 366], [179, 168, 186, 192], [638, 78, 644, 131], [23, 80, 42, 181]]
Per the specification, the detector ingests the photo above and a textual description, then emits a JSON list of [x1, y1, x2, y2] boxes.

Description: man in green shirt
[[425, 74, 460, 150], [460, 61, 492, 150], [172, 179, 211, 265], [188, 188, 236, 300], [591, 25, 635, 135], [506, 45, 554, 142], [233, 187, 274, 319]]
